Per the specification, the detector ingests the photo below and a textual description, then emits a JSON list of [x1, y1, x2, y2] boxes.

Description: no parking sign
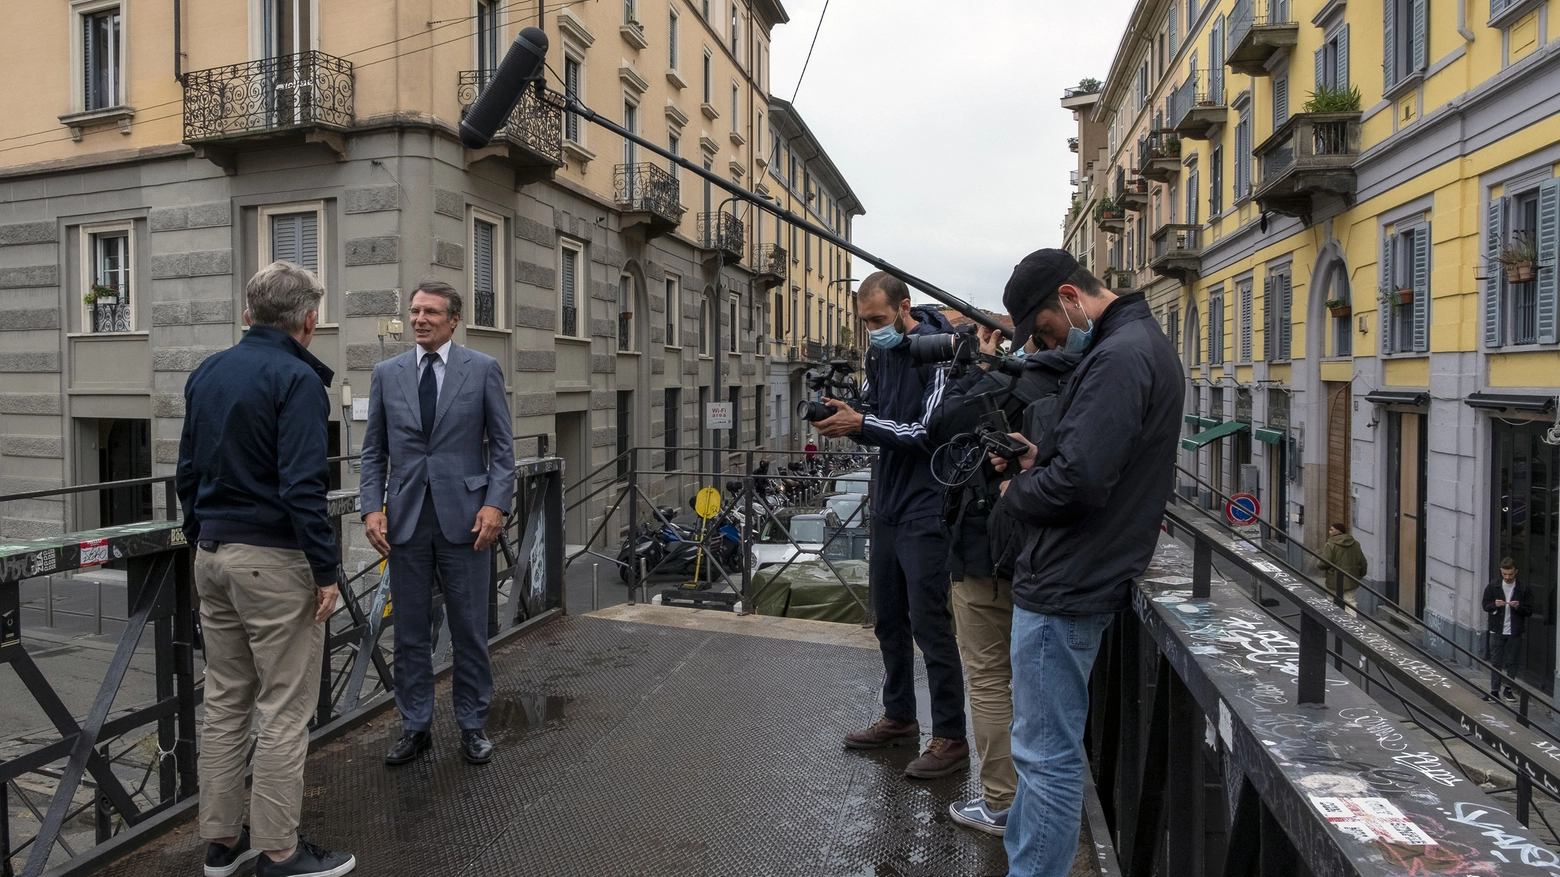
[[1226, 493, 1261, 527]]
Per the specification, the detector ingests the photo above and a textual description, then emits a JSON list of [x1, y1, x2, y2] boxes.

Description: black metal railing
[[613, 163, 683, 222], [698, 211, 745, 258], [473, 289, 496, 328], [1, 459, 565, 875], [1255, 112, 1361, 187], [1167, 69, 1222, 131], [1063, 83, 1102, 98], [91, 301, 131, 333], [182, 51, 354, 142], [1228, 0, 1294, 51], [754, 244, 787, 279], [1152, 223, 1202, 260], [456, 73, 565, 165]]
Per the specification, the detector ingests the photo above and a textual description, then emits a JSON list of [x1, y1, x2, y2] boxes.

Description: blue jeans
[[1006, 607, 1114, 877]]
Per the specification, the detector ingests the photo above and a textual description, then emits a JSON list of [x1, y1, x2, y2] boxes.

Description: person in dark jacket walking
[[1320, 523, 1368, 614], [991, 250, 1182, 877], [176, 262, 356, 877], [813, 271, 969, 780], [1483, 557, 1533, 702]]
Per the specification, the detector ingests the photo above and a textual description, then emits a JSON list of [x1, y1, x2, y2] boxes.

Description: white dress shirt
[[416, 340, 452, 398], [1503, 579, 1517, 635]]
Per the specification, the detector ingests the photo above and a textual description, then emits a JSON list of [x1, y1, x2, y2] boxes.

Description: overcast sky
[[766, 0, 1135, 314]]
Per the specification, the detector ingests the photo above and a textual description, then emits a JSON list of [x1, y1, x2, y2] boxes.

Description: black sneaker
[[205, 826, 261, 877], [254, 838, 356, 877]]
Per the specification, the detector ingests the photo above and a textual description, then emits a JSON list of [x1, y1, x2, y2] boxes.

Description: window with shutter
[[1210, 15, 1224, 101], [1210, 145, 1223, 215], [560, 244, 580, 337], [1411, 225, 1431, 352], [1278, 271, 1293, 359], [1336, 25, 1349, 89], [1411, 0, 1428, 72], [1262, 275, 1275, 360], [270, 212, 319, 272], [1537, 181, 1560, 344], [1169, 3, 1179, 55], [620, 274, 635, 351], [1273, 76, 1289, 128], [564, 57, 582, 142], [473, 219, 496, 328], [665, 276, 680, 347], [1383, 0, 1399, 91], [1187, 164, 1200, 225], [1240, 281, 1253, 362], [83, 8, 121, 111]]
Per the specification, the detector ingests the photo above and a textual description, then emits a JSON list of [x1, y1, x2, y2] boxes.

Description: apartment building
[[0, 0, 808, 546], [1074, 0, 1560, 688], [1060, 80, 1108, 278], [761, 97, 863, 453]]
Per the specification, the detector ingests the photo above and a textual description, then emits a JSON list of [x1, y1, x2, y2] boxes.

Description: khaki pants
[[195, 543, 324, 851], [952, 575, 1016, 810]]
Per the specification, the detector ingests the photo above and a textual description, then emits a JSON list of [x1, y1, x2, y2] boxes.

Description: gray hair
[[412, 279, 463, 320], [247, 261, 324, 332]]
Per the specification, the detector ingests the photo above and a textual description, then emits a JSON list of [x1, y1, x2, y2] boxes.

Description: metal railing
[[754, 244, 787, 280], [1167, 69, 1222, 132], [90, 301, 130, 333], [697, 211, 745, 259], [1228, 0, 1294, 51], [182, 51, 354, 142], [613, 163, 683, 222], [456, 73, 565, 165], [1, 459, 565, 875], [1151, 223, 1202, 260], [1255, 111, 1361, 188], [1063, 83, 1102, 98]]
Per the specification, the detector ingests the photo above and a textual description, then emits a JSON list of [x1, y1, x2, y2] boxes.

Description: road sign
[[705, 402, 732, 430], [1226, 493, 1261, 527], [694, 487, 722, 519]]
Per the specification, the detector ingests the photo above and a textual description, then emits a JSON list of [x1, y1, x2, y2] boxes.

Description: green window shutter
[[1382, 232, 1395, 354], [1279, 272, 1293, 359], [1337, 25, 1350, 89], [1383, 0, 1399, 91], [1412, 225, 1430, 353], [1411, 0, 1428, 71], [1484, 199, 1504, 348], [1537, 180, 1559, 344]]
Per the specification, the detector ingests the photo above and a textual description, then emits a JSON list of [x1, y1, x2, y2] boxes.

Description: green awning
[[1253, 427, 1286, 445], [1184, 414, 1202, 426], [1181, 420, 1249, 451]]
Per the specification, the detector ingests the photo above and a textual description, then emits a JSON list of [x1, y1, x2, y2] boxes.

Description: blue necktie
[[419, 351, 439, 440]]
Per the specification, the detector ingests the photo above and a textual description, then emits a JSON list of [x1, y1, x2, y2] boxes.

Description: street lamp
[[340, 380, 358, 474]]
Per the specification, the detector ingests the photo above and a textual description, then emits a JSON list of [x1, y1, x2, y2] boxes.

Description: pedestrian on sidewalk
[[1483, 557, 1533, 702], [1319, 523, 1367, 615], [177, 262, 356, 877]]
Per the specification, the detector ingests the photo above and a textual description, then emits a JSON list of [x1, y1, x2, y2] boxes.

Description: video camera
[[796, 359, 867, 423], [907, 324, 1027, 378]]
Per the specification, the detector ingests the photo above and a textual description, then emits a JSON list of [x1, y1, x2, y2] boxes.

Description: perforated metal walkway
[[93, 607, 1021, 877]]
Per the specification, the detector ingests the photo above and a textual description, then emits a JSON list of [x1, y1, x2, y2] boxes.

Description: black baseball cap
[[1003, 249, 1081, 352]]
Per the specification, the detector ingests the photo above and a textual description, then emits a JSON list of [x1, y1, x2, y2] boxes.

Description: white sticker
[[1218, 701, 1233, 748], [1177, 603, 1202, 613], [1308, 795, 1437, 846], [79, 538, 109, 567], [1147, 576, 1195, 586]]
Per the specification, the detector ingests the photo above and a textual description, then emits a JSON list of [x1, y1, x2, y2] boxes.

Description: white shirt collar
[[419, 340, 453, 364]]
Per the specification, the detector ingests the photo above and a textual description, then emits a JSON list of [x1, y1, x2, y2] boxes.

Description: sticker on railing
[[1309, 795, 1437, 846], [79, 538, 110, 568]]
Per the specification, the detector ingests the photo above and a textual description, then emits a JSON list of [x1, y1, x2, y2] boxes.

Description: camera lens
[[796, 400, 837, 422]]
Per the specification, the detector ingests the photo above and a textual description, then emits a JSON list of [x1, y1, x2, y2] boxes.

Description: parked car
[[749, 509, 838, 571], [821, 469, 870, 527]]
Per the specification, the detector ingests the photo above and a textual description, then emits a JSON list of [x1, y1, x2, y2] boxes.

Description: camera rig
[[796, 359, 868, 423]]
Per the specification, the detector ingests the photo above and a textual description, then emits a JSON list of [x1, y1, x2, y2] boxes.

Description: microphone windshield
[[459, 27, 550, 149]]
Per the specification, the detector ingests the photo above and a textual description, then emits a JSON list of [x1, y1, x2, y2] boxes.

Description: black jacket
[[856, 306, 955, 526], [1003, 293, 1184, 615], [988, 350, 1080, 580], [1482, 579, 1535, 635], [176, 325, 337, 586]]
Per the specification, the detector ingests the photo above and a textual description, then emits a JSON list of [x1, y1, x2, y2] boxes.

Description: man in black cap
[[990, 249, 1182, 877]]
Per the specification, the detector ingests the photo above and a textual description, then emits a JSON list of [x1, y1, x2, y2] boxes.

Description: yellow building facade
[[1074, 0, 1560, 687]]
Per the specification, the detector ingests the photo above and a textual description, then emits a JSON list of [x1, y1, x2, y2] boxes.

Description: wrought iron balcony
[[183, 51, 353, 146], [1226, 0, 1298, 76], [457, 72, 565, 183], [614, 163, 684, 237], [473, 291, 496, 329], [1114, 166, 1149, 211], [754, 244, 787, 286], [91, 300, 131, 333], [1253, 112, 1361, 225], [698, 211, 745, 262], [1167, 70, 1226, 141], [805, 340, 826, 361], [1150, 224, 1202, 282], [1139, 134, 1183, 183]]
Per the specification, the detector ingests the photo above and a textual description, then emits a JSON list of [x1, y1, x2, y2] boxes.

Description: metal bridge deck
[[91, 607, 1018, 877]]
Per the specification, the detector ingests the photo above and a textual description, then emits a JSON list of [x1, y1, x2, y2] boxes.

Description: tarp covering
[[751, 560, 870, 624]]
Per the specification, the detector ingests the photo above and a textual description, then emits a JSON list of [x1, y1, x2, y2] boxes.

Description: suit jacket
[[1482, 579, 1534, 636], [359, 343, 515, 545]]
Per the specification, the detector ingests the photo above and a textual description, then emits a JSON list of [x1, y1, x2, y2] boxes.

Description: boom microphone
[[459, 27, 550, 149]]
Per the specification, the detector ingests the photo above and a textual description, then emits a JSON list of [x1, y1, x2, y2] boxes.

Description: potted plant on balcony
[[1302, 84, 1363, 114], [1498, 231, 1539, 283], [1158, 136, 1182, 158], [1094, 197, 1120, 223], [1378, 282, 1413, 311], [84, 283, 119, 307], [1325, 298, 1351, 318]]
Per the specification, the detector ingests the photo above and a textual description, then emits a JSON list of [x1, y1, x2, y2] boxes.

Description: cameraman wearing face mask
[[814, 271, 970, 780], [990, 250, 1183, 877]]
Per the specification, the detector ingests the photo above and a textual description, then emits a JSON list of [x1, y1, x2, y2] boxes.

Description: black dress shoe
[[461, 729, 493, 764], [384, 731, 431, 765]]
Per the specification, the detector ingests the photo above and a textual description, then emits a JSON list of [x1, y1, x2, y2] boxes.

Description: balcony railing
[[1150, 223, 1202, 281], [457, 72, 565, 179], [614, 163, 684, 234], [1253, 112, 1361, 223], [474, 290, 495, 329], [754, 244, 787, 284], [1139, 133, 1183, 182], [805, 340, 826, 361], [1062, 83, 1102, 99], [698, 211, 745, 261], [1114, 166, 1148, 211], [1227, 0, 1298, 76], [1167, 70, 1225, 140], [91, 300, 131, 333], [183, 51, 353, 142]]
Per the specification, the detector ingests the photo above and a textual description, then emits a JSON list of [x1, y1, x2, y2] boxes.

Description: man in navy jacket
[[814, 272, 968, 780]]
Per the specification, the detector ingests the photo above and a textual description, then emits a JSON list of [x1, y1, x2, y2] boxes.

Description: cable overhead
[[790, 0, 831, 104]]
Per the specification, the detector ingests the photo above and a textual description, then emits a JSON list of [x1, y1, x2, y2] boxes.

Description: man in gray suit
[[360, 280, 515, 766]]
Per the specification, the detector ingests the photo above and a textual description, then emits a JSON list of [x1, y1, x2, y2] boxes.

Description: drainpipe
[[1458, 0, 1476, 42], [538, 0, 544, 29], [174, 0, 183, 82]]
